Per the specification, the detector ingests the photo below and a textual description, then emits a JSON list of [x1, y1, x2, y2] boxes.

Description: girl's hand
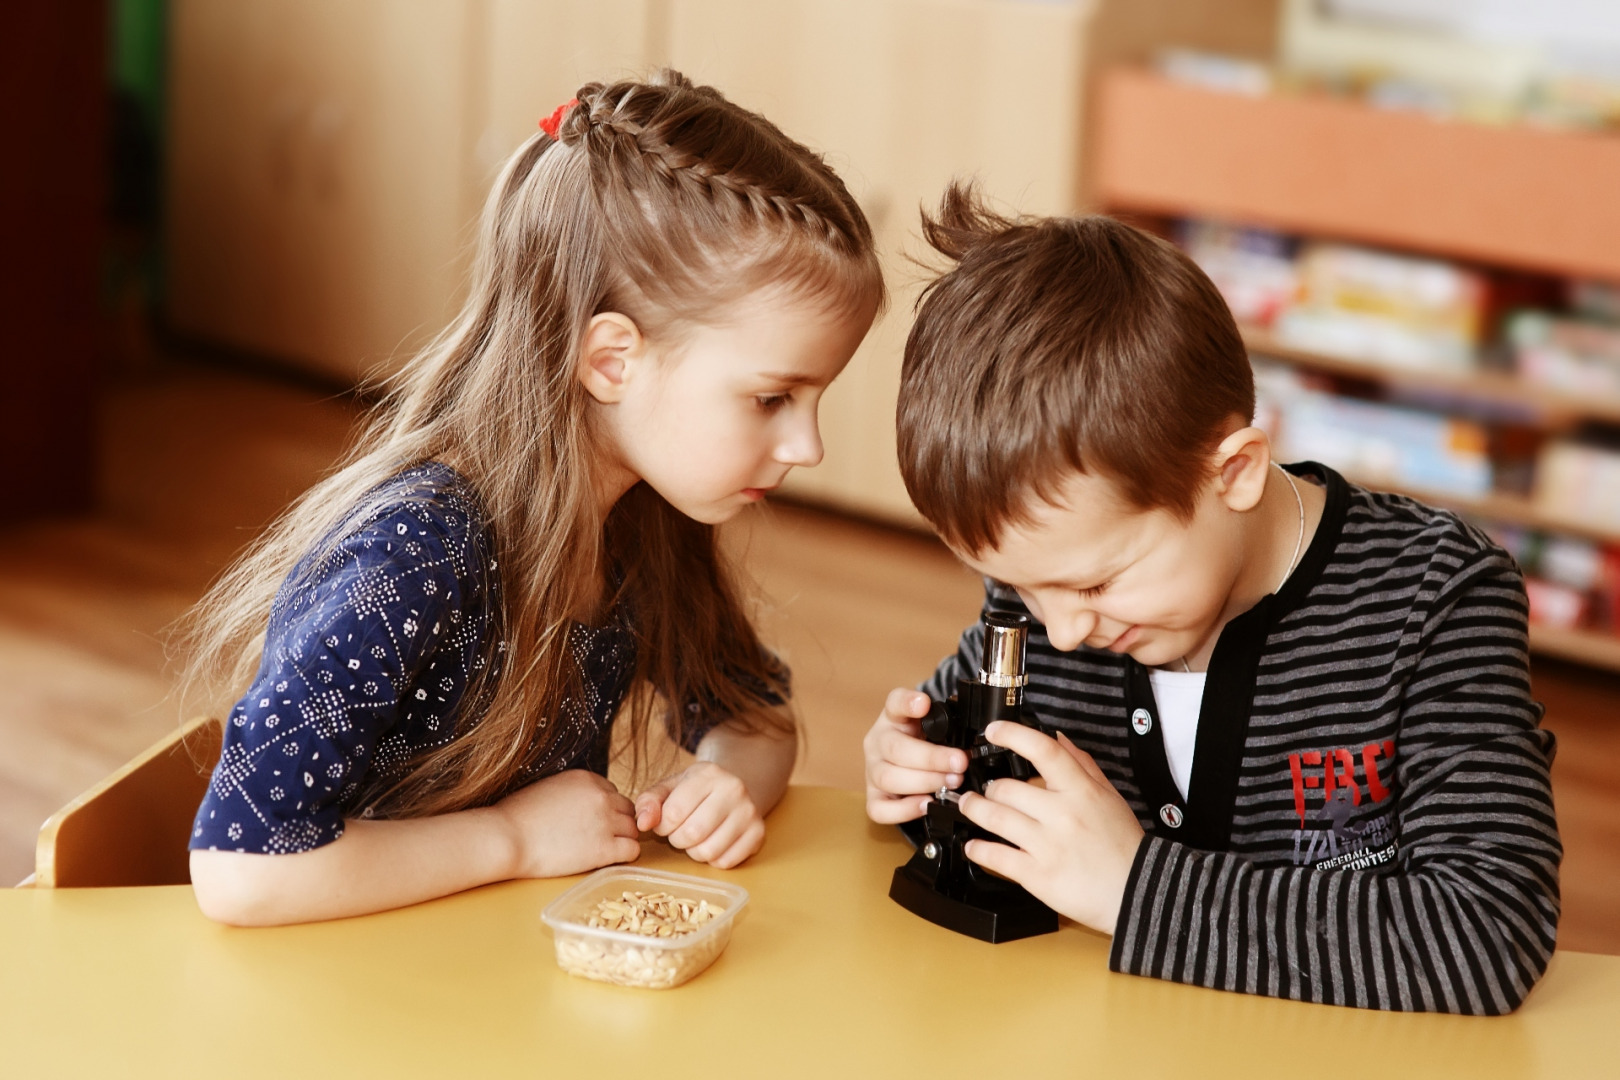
[[956, 722, 1146, 934], [634, 762, 764, 868], [494, 769, 641, 879], [863, 688, 967, 824]]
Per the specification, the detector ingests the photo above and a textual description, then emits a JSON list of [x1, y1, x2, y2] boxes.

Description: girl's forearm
[[189, 806, 518, 927], [696, 712, 798, 814]]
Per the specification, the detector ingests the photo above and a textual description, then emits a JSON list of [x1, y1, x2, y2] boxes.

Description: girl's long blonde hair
[[177, 70, 884, 817]]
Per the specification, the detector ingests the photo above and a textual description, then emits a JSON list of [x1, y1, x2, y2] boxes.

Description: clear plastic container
[[540, 867, 749, 989]]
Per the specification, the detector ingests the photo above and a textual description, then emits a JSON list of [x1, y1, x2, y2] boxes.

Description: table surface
[[3, 786, 1617, 1078]]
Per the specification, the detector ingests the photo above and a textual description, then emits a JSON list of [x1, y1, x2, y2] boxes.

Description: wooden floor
[[4, 358, 1616, 953]]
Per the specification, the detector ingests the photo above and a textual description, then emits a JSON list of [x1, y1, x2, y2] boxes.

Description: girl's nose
[[776, 411, 824, 468]]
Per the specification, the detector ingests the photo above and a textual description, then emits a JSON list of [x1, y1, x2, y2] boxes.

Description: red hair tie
[[538, 98, 578, 140]]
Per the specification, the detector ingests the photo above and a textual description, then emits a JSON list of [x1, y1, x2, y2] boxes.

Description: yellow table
[[3, 787, 1616, 1078]]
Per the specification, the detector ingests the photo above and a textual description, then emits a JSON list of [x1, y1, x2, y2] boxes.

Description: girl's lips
[[741, 487, 773, 501]]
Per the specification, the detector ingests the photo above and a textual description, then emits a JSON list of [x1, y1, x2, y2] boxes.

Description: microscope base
[[889, 864, 1059, 943]]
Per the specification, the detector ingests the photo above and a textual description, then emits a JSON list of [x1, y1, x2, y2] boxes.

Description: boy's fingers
[[962, 837, 1033, 885], [958, 790, 1039, 851], [867, 793, 931, 824], [610, 836, 642, 864], [870, 762, 962, 798], [980, 777, 1051, 819], [877, 726, 967, 776], [885, 687, 933, 720], [1055, 731, 1109, 784], [983, 722, 1083, 787]]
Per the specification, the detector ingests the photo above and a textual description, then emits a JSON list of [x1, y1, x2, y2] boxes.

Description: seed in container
[[584, 890, 720, 937]]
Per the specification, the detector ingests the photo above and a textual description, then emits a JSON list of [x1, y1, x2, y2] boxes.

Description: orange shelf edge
[[1094, 68, 1620, 283]]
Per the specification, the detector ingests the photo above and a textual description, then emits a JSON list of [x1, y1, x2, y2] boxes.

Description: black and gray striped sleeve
[[1110, 554, 1561, 1014]]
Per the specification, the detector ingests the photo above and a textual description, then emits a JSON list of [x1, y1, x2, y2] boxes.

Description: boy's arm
[[1110, 561, 1559, 1015]]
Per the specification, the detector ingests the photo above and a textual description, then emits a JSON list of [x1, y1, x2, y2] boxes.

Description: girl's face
[[585, 286, 875, 524]]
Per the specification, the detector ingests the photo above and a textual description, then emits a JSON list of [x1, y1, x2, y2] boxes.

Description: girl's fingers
[[866, 792, 932, 825], [609, 808, 642, 840], [683, 809, 750, 864], [666, 789, 732, 849], [608, 836, 642, 864], [711, 820, 766, 869]]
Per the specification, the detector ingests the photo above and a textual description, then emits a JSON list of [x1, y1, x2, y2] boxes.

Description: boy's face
[[953, 467, 1253, 669]]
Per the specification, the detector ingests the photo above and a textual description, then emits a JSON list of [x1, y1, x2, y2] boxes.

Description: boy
[[863, 185, 1560, 1014]]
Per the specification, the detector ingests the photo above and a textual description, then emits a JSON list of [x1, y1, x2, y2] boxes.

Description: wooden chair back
[[33, 716, 222, 887]]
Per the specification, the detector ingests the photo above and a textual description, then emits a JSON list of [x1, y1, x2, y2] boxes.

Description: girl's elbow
[[189, 849, 298, 927]]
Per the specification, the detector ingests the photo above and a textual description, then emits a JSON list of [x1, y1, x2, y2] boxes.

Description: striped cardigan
[[921, 463, 1560, 1014]]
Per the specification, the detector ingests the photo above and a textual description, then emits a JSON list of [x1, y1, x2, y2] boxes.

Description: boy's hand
[[957, 722, 1146, 934], [864, 688, 968, 824], [634, 762, 764, 869]]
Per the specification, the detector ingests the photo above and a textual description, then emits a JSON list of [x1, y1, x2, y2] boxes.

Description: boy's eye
[[1076, 582, 1109, 600], [755, 393, 791, 414]]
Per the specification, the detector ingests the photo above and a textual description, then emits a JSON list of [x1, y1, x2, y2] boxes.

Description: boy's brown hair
[[898, 183, 1254, 555]]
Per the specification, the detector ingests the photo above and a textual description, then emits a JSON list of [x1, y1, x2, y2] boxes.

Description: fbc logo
[[1288, 740, 1396, 826]]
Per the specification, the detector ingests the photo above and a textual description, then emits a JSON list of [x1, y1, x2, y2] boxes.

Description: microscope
[[888, 611, 1059, 943]]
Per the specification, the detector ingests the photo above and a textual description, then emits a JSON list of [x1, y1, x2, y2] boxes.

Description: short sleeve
[[670, 651, 792, 754], [191, 503, 471, 854]]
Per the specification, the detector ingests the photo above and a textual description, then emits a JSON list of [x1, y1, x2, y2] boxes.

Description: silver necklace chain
[[1178, 463, 1305, 675]]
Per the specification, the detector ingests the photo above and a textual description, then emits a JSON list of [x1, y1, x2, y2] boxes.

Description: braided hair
[[550, 69, 880, 328]]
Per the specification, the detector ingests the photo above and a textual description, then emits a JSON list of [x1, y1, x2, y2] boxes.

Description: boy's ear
[[577, 312, 646, 404], [1212, 425, 1273, 513]]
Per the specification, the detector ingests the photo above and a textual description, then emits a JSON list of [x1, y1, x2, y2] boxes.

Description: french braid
[[547, 69, 877, 315]]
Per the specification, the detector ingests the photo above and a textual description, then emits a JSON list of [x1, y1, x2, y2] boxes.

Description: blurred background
[[5, 0, 1618, 947]]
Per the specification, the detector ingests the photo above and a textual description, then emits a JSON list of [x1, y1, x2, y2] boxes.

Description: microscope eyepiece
[[978, 611, 1029, 689]]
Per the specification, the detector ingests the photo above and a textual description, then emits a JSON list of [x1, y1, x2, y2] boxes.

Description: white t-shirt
[[1146, 667, 1207, 800]]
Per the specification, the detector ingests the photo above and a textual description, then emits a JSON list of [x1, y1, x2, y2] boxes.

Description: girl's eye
[[1076, 582, 1109, 600], [755, 393, 791, 414]]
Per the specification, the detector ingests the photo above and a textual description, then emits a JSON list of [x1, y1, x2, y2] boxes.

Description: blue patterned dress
[[189, 462, 760, 855]]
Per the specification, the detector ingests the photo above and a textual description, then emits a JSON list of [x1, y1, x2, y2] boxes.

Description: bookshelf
[[1241, 327, 1620, 432], [1092, 66, 1620, 672]]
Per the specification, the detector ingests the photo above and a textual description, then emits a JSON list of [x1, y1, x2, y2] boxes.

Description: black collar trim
[[1124, 461, 1349, 849]]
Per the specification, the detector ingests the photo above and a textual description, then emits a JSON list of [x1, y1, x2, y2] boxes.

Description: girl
[[183, 70, 884, 925]]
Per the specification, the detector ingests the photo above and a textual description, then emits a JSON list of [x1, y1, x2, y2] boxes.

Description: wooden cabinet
[[164, 0, 1274, 522], [165, 0, 651, 385]]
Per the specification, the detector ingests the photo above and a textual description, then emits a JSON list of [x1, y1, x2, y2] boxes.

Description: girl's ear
[[577, 312, 645, 404], [1212, 425, 1273, 513]]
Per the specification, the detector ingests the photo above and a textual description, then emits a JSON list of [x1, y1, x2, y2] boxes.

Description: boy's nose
[[1046, 609, 1099, 652]]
